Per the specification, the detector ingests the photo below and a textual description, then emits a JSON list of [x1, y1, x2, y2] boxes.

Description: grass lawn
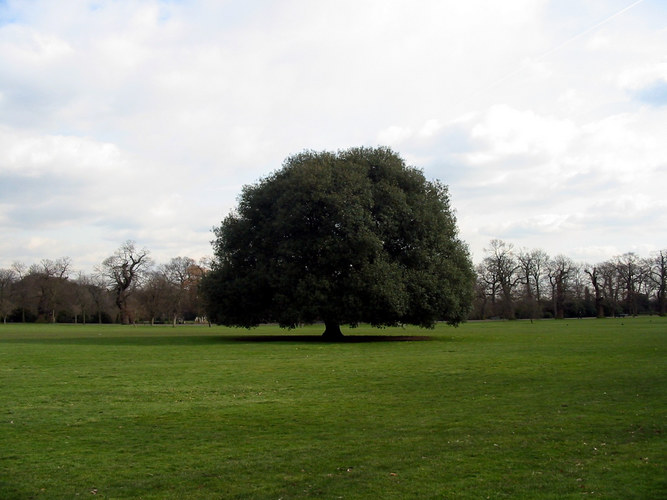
[[0, 318, 665, 499]]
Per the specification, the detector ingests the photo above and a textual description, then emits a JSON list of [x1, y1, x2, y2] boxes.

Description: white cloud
[[0, 23, 73, 65], [377, 125, 413, 146], [617, 60, 667, 91], [418, 119, 442, 139], [469, 104, 577, 158], [0, 126, 123, 176]]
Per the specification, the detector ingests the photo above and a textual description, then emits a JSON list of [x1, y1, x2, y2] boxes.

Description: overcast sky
[[1, 0, 665, 273]]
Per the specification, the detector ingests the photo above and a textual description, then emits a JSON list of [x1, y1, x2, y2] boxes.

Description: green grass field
[[1, 318, 665, 499]]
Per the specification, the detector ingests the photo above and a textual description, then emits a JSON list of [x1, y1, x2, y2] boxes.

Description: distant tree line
[[471, 239, 667, 320], [1, 238, 665, 324], [0, 241, 210, 325]]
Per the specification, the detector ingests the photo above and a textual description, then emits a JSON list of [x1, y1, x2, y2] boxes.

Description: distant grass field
[[1, 318, 665, 499]]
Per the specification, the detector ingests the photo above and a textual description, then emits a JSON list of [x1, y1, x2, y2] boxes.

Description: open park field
[[1, 318, 665, 499]]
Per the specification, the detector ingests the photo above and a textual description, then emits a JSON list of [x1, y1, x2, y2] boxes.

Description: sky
[[1, 0, 666, 273]]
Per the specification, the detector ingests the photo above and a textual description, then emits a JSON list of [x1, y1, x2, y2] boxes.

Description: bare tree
[[648, 250, 667, 315], [597, 260, 620, 316], [160, 257, 190, 326], [482, 239, 521, 319], [85, 274, 113, 324], [517, 249, 535, 301], [71, 273, 100, 324], [570, 265, 587, 317], [584, 264, 605, 318], [161, 256, 208, 326], [472, 263, 493, 319], [28, 257, 72, 323], [0, 268, 17, 323], [192, 258, 210, 322], [548, 255, 576, 319], [138, 270, 173, 325], [530, 249, 550, 305], [517, 248, 549, 319], [98, 241, 152, 324], [616, 253, 642, 316], [10, 262, 30, 322], [477, 261, 500, 318]]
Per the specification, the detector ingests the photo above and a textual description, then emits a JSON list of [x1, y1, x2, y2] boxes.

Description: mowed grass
[[0, 318, 665, 499]]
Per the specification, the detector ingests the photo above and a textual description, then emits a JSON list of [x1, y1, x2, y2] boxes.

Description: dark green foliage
[[201, 147, 475, 333]]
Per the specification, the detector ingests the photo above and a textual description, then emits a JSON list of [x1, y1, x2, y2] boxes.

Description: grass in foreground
[[0, 318, 665, 499]]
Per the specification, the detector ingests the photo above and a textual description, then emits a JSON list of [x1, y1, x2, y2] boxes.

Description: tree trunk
[[322, 321, 343, 340], [596, 297, 604, 319]]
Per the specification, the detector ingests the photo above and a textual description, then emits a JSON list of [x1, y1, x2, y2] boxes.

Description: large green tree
[[201, 147, 475, 338]]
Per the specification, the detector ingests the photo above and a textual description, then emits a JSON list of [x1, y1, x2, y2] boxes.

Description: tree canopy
[[201, 147, 475, 337]]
